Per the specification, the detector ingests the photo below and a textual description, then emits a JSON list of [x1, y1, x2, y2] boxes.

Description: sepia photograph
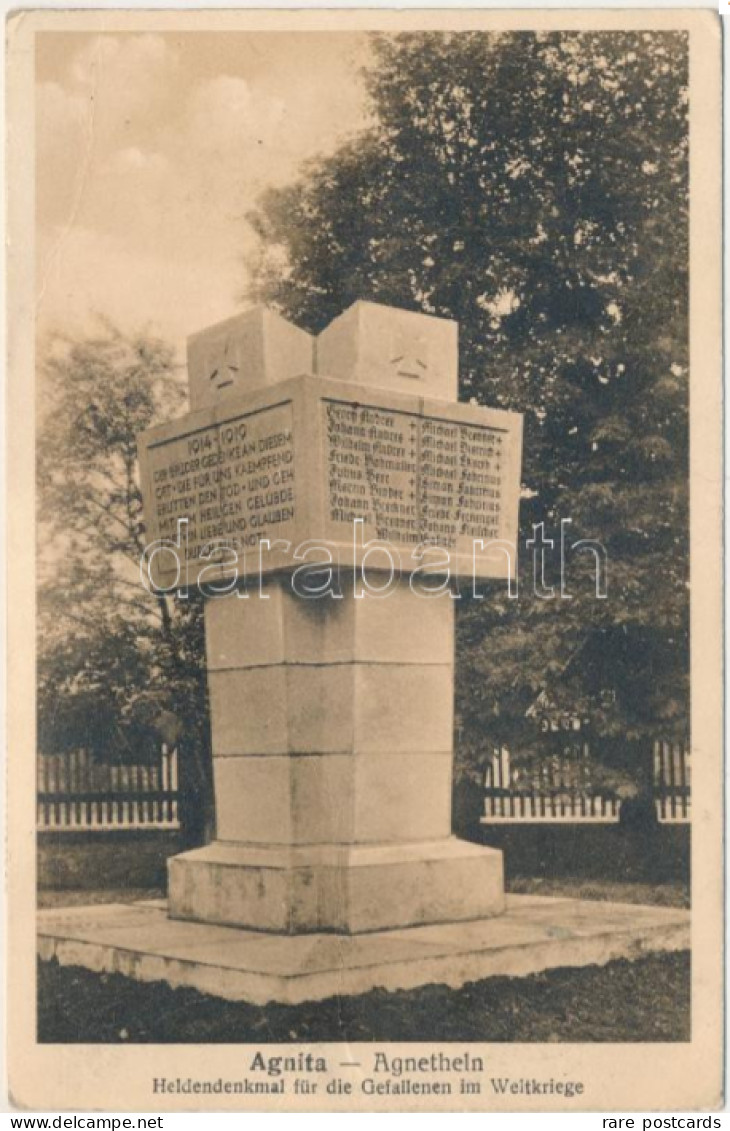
[[5, 5, 723, 1114]]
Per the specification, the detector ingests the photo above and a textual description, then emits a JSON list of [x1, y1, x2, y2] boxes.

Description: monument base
[[37, 895, 690, 1007], [167, 838, 505, 934]]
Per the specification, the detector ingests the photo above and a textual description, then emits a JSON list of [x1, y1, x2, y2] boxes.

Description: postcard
[[6, 6, 723, 1113]]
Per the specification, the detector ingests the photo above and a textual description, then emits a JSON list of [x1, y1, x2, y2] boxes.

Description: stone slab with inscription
[[139, 350, 522, 592]]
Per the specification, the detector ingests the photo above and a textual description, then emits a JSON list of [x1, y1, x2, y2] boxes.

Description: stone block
[[204, 583, 286, 670], [208, 667, 288, 755], [344, 839, 505, 933], [168, 843, 295, 933], [213, 756, 293, 843], [167, 839, 504, 933], [350, 583, 455, 664], [351, 752, 452, 843], [205, 578, 455, 669], [187, 306, 313, 411], [214, 754, 355, 845], [285, 665, 355, 753], [209, 659, 451, 758], [281, 579, 456, 665], [282, 588, 355, 664], [213, 749, 451, 847], [211, 664, 355, 757], [316, 301, 458, 400], [353, 664, 453, 753], [290, 755, 355, 843]]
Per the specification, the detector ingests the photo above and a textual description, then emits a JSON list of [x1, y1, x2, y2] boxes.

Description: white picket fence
[[37, 747, 180, 832], [482, 740, 690, 824]]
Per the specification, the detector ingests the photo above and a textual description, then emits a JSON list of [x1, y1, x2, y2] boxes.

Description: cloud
[[36, 81, 90, 225], [68, 33, 174, 97], [37, 34, 178, 230], [110, 146, 170, 174], [36, 34, 371, 356], [37, 79, 87, 138], [49, 33, 178, 161], [186, 75, 286, 153]]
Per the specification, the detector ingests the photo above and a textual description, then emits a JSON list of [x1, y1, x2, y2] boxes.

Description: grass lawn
[[506, 875, 689, 908], [38, 887, 166, 909], [37, 877, 689, 1044]]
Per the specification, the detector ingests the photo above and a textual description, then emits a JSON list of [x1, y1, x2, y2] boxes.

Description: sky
[[36, 32, 371, 358]]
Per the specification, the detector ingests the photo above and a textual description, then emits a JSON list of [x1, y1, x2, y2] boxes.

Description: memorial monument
[[37, 301, 690, 1005], [139, 301, 522, 935]]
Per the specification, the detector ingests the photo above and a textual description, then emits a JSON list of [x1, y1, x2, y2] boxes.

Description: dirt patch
[[38, 951, 689, 1044]]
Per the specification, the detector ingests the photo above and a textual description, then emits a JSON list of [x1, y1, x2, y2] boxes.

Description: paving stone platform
[[37, 895, 690, 1006]]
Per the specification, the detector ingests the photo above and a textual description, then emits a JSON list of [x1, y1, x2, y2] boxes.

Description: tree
[[246, 31, 689, 789], [37, 323, 214, 846]]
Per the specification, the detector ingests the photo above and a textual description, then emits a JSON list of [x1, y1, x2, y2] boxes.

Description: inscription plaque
[[143, 401, 296, 569], [323, 399, 511, 550], [139, 374, 522, 587]]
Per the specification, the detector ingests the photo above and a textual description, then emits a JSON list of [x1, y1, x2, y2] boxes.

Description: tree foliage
[[37, 324, 213, 843], [247, 31, 689, 774]]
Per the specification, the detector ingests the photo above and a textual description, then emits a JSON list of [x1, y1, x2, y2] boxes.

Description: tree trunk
[[618, 737, 659, 835], [177, 741, 215, 849]]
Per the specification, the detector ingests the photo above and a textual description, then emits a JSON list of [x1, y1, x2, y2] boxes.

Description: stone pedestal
[[168, 576, 504, 933]]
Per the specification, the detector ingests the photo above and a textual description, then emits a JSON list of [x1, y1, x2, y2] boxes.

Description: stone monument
[[139, 301, 522, 935]]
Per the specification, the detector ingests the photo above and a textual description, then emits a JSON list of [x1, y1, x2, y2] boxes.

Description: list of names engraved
[[146, 402, 296, 564], [324, 400, 507, 547]]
